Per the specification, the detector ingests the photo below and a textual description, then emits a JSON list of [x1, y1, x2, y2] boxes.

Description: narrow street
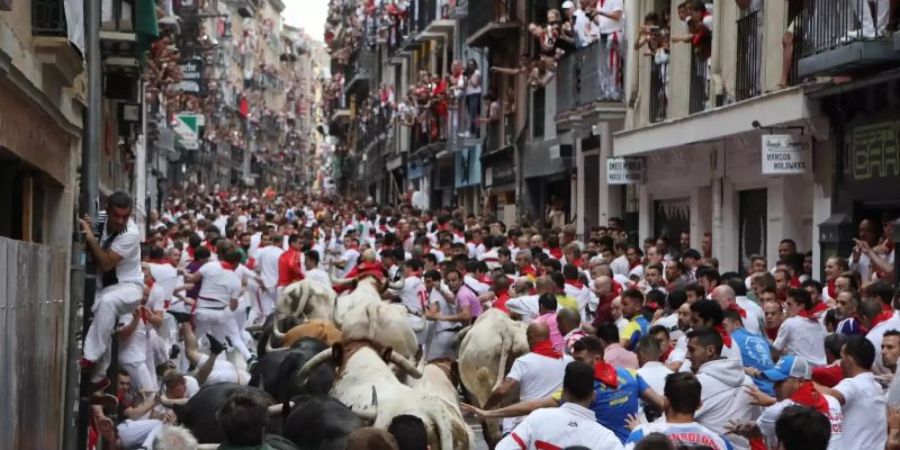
[[1, 0, 900, 449]]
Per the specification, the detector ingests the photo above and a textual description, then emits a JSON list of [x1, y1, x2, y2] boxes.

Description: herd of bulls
[[177, 275, 531, 450]]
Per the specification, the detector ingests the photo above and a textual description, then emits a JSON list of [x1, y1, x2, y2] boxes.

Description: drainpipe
[[69, 0, 102, 449]]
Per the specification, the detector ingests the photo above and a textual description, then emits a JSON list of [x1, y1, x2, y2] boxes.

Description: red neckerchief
[[713, 324, 733, 347], [594, 360, 618, 389], [494, 289, 511, 313], [565, 279, 584, 290], [659, 344, 674, 363], [520, 265, 538, 278], [790, 381, 830, 415], [479, 275, 493, 285], [205, 242, 217, 254], [531, 340, 562, 359], [790, 275, 802, 289], [811, 302, 828, 315], [766, 326, 779, 341], [870, 304, 894, 329], [796, 307, 821, 321], [727, 303, 747, 318], [571, 257, 583, 268], [628, 260, 641, 270], [220, 261, 237, 271], [549, 247, 563, 259], [246, 257, 256, 270], [187, 247, 196, 259], [826, 280, 837, 299]]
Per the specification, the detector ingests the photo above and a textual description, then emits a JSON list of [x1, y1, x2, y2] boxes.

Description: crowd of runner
[[77, 183, 900, 450]]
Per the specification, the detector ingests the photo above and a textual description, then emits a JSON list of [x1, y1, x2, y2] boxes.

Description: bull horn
[[389, 352, 423, 379], [271, 318, 286, 343], [351, 406, 377, 421], [245, 324, 264, 333], [267, 401, 294, 415], [295, 348, 334, 385], [265, 339, 290, 353], [158, 395, 189, 407], [387, 278, 405, 290], [293, 283, 312, 318]]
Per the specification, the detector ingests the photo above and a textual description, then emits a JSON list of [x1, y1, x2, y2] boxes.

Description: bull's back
[[458, 318, 506, 407]]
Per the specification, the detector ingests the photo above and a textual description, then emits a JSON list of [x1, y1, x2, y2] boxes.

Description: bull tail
[[490, 334, 510, 392]]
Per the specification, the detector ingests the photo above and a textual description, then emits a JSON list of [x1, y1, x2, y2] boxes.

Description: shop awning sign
[[761, 134, 810, 175], [607, 157, 644, 184], [174, 113, 201, 150]]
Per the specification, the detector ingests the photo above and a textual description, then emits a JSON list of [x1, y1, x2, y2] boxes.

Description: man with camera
[[79, 191, 145, 393]]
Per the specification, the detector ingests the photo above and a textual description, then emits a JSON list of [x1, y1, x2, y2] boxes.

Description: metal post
[[69, 0, 102, 448]]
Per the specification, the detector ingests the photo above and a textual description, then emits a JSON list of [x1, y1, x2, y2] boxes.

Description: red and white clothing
[[773, 315, 827, 366], [497, 402, 624, 450]]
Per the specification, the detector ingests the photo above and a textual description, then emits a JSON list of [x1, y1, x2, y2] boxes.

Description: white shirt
[[654, 313, 685, 342], [463, 274, 490, 295], [625, 421, 730, 450], [197, 263, 241, 308], [339, 248, 360, 277], [305, 268, 332, 288], [256, 245, 284, 290], [596, 0, 624, 34], [773, 316, 827, 366], [637, 361, 673, 396], [866, 311, 900, 373], [735, 297, 765, 335], [117, 283, 164, 364], [834, 372, 887, 450], [497, 403, 624, 450], [148, 262, 179, 301], [396, 275, 426, 316], [756, 395, 843, 450], [101, 218, 143, 285], [610, 255, 629, 277], [507, 353, 571, 402]]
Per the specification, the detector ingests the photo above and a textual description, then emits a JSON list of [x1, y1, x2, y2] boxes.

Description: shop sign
[[761, 134, 810, 175], [849, 121, 900, 182], [174, 113, 201, 150], [178, 57, 205, 95], [607, 157, 644, 184]]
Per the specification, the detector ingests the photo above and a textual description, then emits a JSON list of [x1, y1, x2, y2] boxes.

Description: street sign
[[761, 134, 810, 175], [607, 157, 644, 184], [174, 113, 202, 150]]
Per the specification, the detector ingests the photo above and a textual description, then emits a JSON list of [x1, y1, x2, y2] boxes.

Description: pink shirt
[[535, 313, 564, 353], [456, 284, 483, 318], [603, 343, 639, 370]]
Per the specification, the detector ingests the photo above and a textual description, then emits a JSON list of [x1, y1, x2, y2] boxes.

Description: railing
[[689, 50, 708, 114], [800, 0, 889, 57], [649, 58, 667, 123], [557, 39, 624, 112], [467, 0, 516, 37], [32, 0, 67, 36], [735, 10, 762, 101]]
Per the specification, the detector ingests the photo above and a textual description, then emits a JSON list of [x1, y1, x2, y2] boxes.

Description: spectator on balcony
[[673, 1, 713, 59], [593, 0, 625, 100], [561, 1, 595, 48], [492, 54, 555, 88], [462, 59, 483, 138], [475, 93, 501, 147]]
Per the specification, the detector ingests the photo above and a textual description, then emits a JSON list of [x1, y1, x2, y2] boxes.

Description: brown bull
[[267, 320, 343, 352]]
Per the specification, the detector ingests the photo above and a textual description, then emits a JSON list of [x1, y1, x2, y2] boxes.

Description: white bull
[[332, 276, 421, 359], [408, 360, 475, 449], [457, 309, 529, 445], [271, 279, 337, 342], [297, 342, 467, 450]]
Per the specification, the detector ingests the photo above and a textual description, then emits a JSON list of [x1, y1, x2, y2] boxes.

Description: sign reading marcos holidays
[[761, 134, 810, 175]]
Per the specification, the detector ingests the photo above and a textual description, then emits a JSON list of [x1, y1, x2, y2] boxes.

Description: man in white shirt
[[303, 250, 331, 288], [773, 288, 827, 366], [711, 285, 763, 335], [385, 259, 427, 342], [497, 361, 624, 450], [726, 355, 843, 450], [636, 336, 673, 397], [80, 192, 146, 391], [423, 269, 464, 361], [334, 236, 361, 278], [254, 233, 283, 325], [816, 335, 886, 450], [181, 249, 243, 353], [484, 322, 571, 434]]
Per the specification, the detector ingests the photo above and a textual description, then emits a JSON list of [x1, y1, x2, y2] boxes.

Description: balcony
[[222, 0, 260, 18], [32, 0, 83, 86], [735, 10, 762, 101], [556, 40, 625, 125], [100, 0, 139, 73], [344, 49, 376, 97], [798, 0, 900, 77], [688, 50, 708, 114], [414, 0, 455, 42], [466, 0, 519, 48]]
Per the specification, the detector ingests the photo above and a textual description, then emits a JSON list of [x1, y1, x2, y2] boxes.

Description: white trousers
[[117, 419, 162, 450], [248, 287, 276, 326], [194, 307, 253, 361], [84, 283, 143, 382], [120, 360, 154, 393]]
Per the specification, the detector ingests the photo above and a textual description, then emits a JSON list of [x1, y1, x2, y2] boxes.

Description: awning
[[613, 86, 816, 157]]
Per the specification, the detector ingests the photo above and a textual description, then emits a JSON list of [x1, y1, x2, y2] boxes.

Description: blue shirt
[[622, 315, 650, 350], [730, 328, 775, 396], [555, 366, 649, 443]]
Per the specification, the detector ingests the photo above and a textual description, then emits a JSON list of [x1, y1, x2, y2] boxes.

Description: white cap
[[562, 1, 575, 9]]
